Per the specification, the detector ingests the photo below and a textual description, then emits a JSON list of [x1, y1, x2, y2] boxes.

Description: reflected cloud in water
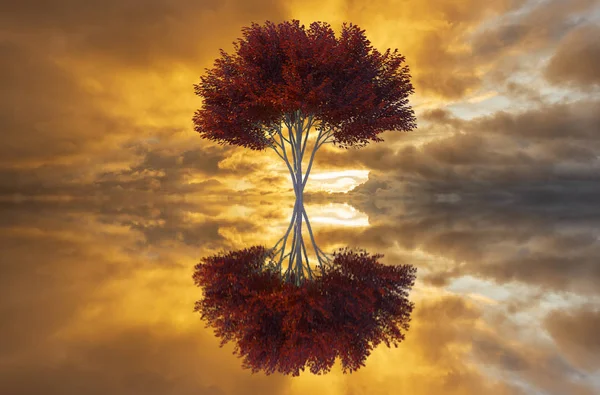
[[1, 188, 599, 393]]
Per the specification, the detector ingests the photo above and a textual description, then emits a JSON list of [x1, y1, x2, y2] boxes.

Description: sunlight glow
[[308, 169, 370, 193], [305, 203, 369, 227]]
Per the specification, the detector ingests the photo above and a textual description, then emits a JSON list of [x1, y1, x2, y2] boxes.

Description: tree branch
[[322, 137, 335, 147], [300, 233, 313, 280], [301, 128, 326, 188], [301, 207, 327, 272], [278, 122, 291, 145], [268, 144, 286, 162], [287, 215, 298, 278], [276, 127, 299, 197], [289, 127, 298, 173], [272, 209, 297, 256], [300, 115, 313, 159]]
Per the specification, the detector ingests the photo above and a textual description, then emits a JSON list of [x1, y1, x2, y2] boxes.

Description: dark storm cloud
[[471, 335, 530, 372], [471, 23, 528, 57], [545, 24, 600, 89], [313, 116, 600, 292], [133, 145, 227, 175], [470, 330, 596, 395], [0, 192, 265, 256], [467, 0, 599, 97], [503, 81, 545, 102]]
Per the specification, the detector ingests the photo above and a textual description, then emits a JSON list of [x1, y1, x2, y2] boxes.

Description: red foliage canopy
[[193, 20, 416, 150], [193, 246, 416, 376]]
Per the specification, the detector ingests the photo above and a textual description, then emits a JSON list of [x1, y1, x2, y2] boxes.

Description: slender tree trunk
[[295, 111, 304, 285], [266, 110, 332, 284]]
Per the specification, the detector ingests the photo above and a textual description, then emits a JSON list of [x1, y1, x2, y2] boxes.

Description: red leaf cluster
[[193, 246, 416, 376], [193, 20, 417, 150]]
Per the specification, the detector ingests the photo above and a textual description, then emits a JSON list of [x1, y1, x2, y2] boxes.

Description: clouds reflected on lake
[[1, 187, 598, 394]]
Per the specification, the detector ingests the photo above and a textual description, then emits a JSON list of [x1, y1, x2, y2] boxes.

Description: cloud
[[474, 99, 600, 140], [323, 100, 600, 294], [0, 42, 131, 167], [0, 0, 290, 202], [545, 24, 600, 89], [0, 209, 145, 360], [2, 189, 599, 394], [330, 0, 597, 99], [545, 306, 600, 372], [411, 33, 482, 99], [1, 0, 596, 204], [471, 0, 596, 59], [0, 0, 287, 67], [1, 325, 287, 395], [317, 100, 600, 295], [331, 181, 600, 294], [0, 201, 291, 395], [299, 0, 527, 99], [315, 99, 600, 201], [335, 294, 597, 395]]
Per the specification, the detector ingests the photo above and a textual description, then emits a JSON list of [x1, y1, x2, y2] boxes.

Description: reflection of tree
[[267, 203, 331, 285], [193, 235, 416, 375], [192, 20, 417, 376]]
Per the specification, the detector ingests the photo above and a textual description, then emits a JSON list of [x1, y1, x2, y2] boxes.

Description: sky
[[1, 0, 600, 394]]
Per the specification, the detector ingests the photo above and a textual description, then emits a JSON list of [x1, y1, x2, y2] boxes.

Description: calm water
[[1, 192, 598, 395]]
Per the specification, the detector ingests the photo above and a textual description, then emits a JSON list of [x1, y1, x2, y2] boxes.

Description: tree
[[193, 20, 416, 285], [192, 19, 418, 376]]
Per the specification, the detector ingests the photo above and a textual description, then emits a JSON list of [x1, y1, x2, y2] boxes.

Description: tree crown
[[193, 20, 416, 150]]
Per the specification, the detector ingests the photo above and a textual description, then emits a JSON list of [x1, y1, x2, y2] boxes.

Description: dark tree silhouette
[[192, 19, 417, 376]]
